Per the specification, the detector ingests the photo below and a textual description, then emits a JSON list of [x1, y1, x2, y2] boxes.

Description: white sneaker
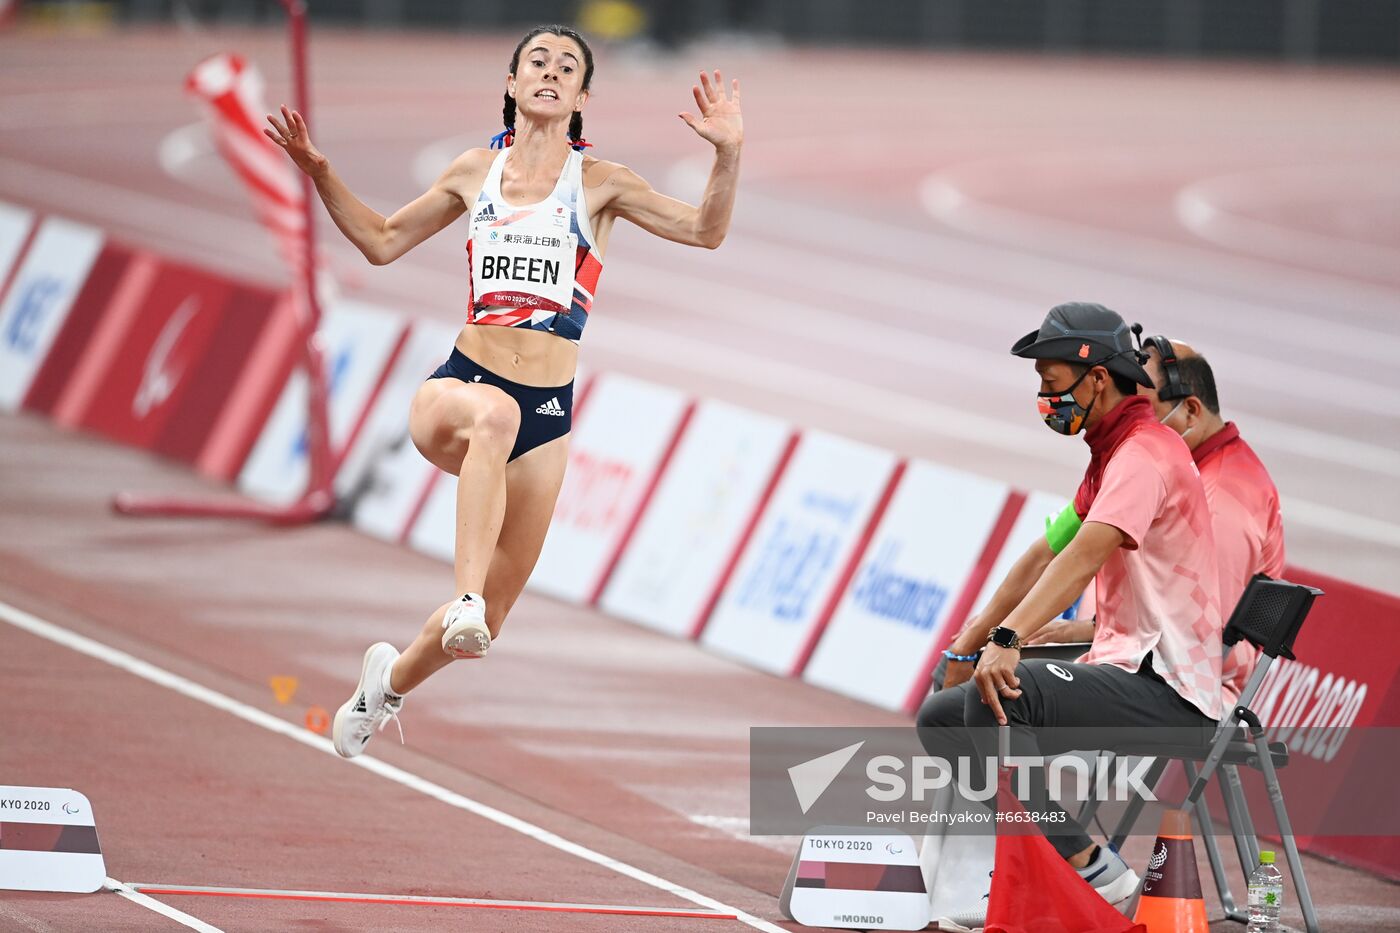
[[332, 642, 404, 759], [441, 593, 491, 659], [1078, 844, 1140, 906], [935, 867, 992, 930], [932, 847, 1138, 930]]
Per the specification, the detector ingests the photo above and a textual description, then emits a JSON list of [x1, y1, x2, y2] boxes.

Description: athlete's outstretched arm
[[602, 71, 742, 249], [265, 106, 474, 265]]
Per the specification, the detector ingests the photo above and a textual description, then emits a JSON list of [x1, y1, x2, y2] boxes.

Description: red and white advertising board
[[338, 320, 457, 542], [0, 217, 104, 410], [524, 373, 692, 603], [802, 461, 1012, 710], [1226, 566, 1400, 879], [237, 299, 406, 504], [19, 244, 136, 418], [44, 259, 282, 465], [600, 400, 795, 638], [0, 202, 34, 294], [700, 432, 899, 676]]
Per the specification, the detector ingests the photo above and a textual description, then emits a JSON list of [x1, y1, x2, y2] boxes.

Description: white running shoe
[[1077, 844, 1140, 906], [332, 642, 404, 759], [935, 867, 993, 931], [441, 593, 491, 659], [933, 847, 1138, 930]]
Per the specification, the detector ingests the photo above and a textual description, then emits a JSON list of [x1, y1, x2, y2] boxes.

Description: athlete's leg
[[477, 435, 570, 637], [389, 436, 570, 695], [408, 377, 521, 596]]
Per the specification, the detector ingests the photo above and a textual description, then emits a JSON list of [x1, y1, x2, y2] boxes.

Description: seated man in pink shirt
[[1022, 337, 1285, 709], [1139, 335, 1285, 708], [917, 302, 1223, 913]]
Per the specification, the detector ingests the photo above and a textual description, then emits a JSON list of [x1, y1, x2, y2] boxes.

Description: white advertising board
[[0, 217, 103, 410], [339, 320, 456, 542], [600, 400, 793, 638], [525, 373, 691, 603], [701, 432, 897, 676], [803, 462, 1011, 709], [238, 300, 406, 505]]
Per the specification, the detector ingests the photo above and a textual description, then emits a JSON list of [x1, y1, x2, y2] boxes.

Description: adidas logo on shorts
[[536, 397, 566, 417]]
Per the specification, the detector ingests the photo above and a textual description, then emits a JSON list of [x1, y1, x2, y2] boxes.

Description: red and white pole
[[279, 0, 334, 514], [115, 1, 335, 523]]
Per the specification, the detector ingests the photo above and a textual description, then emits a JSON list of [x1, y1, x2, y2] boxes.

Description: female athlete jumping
[[264, 25, 743, 757]]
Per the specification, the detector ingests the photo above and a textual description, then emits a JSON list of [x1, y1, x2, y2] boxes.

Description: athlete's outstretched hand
[[679, 70, 742, 152], [264, 105, 328, 177]]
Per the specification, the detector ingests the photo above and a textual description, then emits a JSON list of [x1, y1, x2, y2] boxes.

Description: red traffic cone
[[1133, 809, 1210, 932]]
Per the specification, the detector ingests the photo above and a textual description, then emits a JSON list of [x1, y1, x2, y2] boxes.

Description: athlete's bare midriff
[[453, 321, 579, 387]]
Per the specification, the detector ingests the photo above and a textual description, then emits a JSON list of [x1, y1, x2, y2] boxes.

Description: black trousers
[[915, 655, 1216, 859]]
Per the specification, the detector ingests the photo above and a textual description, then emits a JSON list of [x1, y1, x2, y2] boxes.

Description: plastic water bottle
[[1247, 850, 1284, 931]]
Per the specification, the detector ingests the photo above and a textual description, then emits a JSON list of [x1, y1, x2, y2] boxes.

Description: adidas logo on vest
[[536, 397, 566, 417]]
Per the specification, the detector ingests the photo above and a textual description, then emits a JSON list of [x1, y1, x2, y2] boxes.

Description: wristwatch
[[987, 626, 1025, 651]]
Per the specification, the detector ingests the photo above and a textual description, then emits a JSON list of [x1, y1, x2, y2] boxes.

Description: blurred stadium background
[[46, 0, 1400, 61]]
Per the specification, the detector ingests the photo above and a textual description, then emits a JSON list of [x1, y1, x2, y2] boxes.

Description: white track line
[[1175, 163, 1400, 280], [104, 877, 224, 932], [2, 601, 785, 933], [127, 883, 737, 919]]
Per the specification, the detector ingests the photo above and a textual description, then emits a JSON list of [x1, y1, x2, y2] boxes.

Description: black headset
[[1130, 324, 1189, 401]]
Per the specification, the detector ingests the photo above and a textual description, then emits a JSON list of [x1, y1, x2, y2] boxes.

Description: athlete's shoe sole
[[1095, 865, 1141, 907], [332, 642, 396, 758], [441, 615, 491, 659]]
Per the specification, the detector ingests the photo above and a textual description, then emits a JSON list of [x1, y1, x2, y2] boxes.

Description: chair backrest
[[1223, 575, 1324, 661]]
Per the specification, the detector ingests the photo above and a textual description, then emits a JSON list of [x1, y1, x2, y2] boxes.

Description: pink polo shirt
[[1080, 420, 1224, 720], [1194, 424, 1286, 709]]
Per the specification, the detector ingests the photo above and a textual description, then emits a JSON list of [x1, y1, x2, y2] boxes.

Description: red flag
[[985, 772, 1145, 933]]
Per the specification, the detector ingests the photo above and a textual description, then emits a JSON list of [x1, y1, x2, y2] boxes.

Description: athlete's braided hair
[[501, 25, 594, 150]]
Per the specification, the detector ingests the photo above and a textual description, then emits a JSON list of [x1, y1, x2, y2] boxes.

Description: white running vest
[[465, 147, 602, 343]]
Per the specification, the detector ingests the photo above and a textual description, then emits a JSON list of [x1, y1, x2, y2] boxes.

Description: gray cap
[[1010, 302, 1154, 389]]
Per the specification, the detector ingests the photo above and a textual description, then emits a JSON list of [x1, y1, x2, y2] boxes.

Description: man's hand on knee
[[973, 645, 1022, 725]]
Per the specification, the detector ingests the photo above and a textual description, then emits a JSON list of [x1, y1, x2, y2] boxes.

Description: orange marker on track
[[270, 675, 298, 705], [304, 706, 330, 735]]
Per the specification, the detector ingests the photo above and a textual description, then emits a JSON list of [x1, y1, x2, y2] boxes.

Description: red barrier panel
[[29, 252, 287, 473], [1257, 566, 1400, 879], [74, 263, 237, 448], [157, 282, 288, 467], [1163, 566, 1400, 879], [22, 243, 134, 415]]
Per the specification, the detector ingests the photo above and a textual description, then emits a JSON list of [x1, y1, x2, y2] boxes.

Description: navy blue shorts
[[427, 347, 573, 462]]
